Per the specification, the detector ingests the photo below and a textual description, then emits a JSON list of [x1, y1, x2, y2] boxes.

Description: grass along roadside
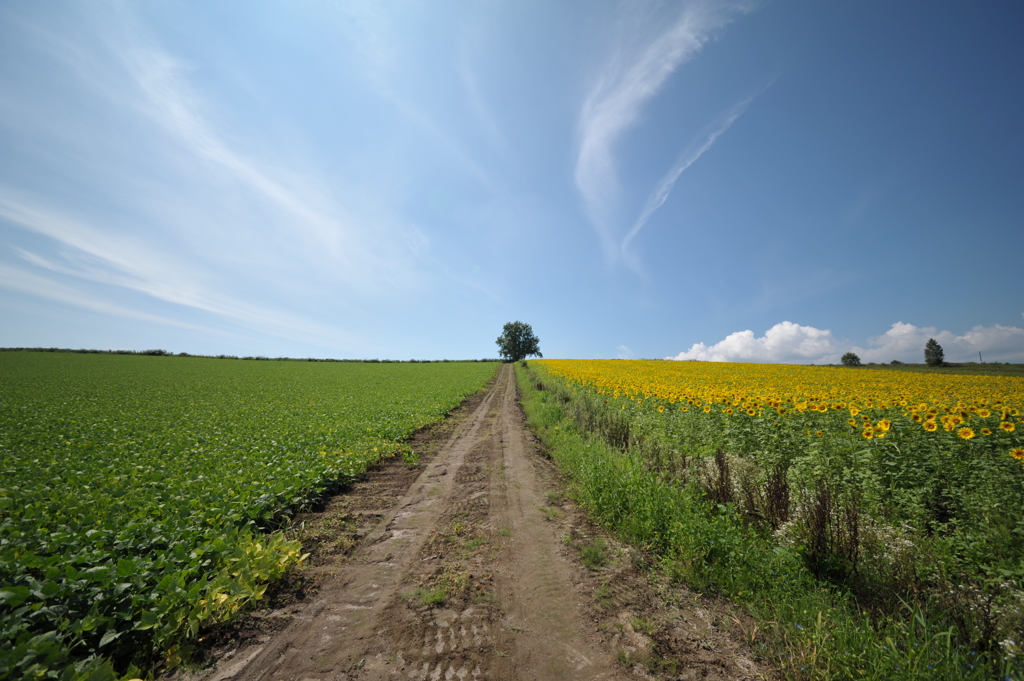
[[514, 361, 1018, 680]]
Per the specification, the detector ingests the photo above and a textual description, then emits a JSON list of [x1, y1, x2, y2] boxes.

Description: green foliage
[[0, 352, 496, 679], [495, 321, 542, 363], [841, 352, 862, 367], [580, 539, 607, 570], [926, 338, 946, 367], [406, 587, 447, 608], [515, 363, 1024, 680]]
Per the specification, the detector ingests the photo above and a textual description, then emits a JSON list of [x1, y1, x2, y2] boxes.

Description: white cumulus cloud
[[668, 321, 841, 363], [852, 322, 1024, 364], [668, 321, 1024, 364]]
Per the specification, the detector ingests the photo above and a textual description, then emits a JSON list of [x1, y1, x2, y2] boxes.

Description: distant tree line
[[0, 347, 500, 363]]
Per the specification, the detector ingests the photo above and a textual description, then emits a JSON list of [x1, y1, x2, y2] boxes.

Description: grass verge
[[515, 362, 1019, 680]]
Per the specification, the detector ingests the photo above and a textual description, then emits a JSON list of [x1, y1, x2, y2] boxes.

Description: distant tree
[[841, 352, 862, 367], [924, 338, 945, 367], [496, 321, 542, 363]]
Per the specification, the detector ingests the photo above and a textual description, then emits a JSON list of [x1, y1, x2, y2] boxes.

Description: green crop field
[[0, 352, 497, 680]]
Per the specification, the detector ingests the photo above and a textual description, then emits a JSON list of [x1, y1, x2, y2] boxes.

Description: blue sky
[[2, 1, 1022, 363]]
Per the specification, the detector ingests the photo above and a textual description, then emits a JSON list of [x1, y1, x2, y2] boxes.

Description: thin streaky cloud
[[458, 55, 509, 157], [96, 6, 424, 295], [575, 2, 742, 258], [0, 195, 370, 351], [324, 1, 505, 199], [621, 94, 758, 271], [0, 264, 225, 335]]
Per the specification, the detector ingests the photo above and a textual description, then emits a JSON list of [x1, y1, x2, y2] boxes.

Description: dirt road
[[185, 365, 764, 681]]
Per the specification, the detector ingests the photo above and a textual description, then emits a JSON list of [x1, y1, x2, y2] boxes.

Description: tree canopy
[[924, 338, 945, 367], [496, 321, 542, 363]]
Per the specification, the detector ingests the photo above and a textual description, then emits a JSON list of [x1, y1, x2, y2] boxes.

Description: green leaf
[[98, 628, 122, 647], [135, 611, 160, 630], [0, 585, 30, 607]]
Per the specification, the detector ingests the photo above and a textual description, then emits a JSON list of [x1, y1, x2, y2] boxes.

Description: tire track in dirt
[[199, 368, 503, 681], [180, 365, 768, 681]]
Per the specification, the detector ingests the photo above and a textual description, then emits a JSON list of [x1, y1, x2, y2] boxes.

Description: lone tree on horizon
[[924, 338, 945, 367], [841, 352, 862, 367], [496, 321, 542, 363]]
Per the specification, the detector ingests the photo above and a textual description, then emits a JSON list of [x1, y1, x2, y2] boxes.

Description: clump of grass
[[406, 587, 447, 608], [595, 581, 615, 610], [581, 538, 607, 570], [630, 616, 658, 636], [540, 505, 563, 521]]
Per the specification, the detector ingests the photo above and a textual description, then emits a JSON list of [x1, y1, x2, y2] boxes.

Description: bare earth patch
[[171, 365, 772, 680]]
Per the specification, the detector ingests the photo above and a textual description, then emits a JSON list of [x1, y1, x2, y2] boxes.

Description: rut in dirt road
[[202, 364, 623, 681]]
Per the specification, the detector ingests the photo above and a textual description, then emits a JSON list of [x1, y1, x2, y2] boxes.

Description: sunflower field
[[520, 359, 1024, 679], [0, 352, 497, 681]]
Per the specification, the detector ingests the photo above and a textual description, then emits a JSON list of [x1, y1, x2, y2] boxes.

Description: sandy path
[[199, 364, 622, 681], [184, 364, 767, 681]]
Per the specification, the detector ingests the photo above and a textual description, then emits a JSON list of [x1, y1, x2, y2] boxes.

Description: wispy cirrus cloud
[[0, 3, 443, 353], [105, 13, 422, 292], [0, 262, 224, 335], [0, 195, 371, 349], [621, 94, 758, 272], [575, 2, 746, 260]]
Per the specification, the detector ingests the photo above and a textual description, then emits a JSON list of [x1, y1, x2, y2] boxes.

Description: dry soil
[[175, 364, 770, 681]]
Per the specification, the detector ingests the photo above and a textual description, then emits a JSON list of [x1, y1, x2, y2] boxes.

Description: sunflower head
[[1011, 448, 1024, 462], [924, 421, 938, 432], [1001, 421, 1016, 433], [958, 427, 975, 440]]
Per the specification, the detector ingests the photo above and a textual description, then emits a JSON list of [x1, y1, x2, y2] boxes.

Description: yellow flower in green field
[[849, 407, 860, 416], [1001, 421, 1016, 432], [981, 428, 992, 436], [912, 413, 923, 422], [816, 431, 824, 437], [978, 408, 992, 418], [924, 421, 938, 432], [703, 405, 712, 413], [862, 429, 874, 439], [746, 408, 756, 416], [681, 406, 688, 412], [1011, 448, 1024, 462], [847, 418, 857, 427], [658, 404, 665, 413], [873, 427, 887, 438], [877, 419, 891, 431], [958, 427, 975, 440]]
